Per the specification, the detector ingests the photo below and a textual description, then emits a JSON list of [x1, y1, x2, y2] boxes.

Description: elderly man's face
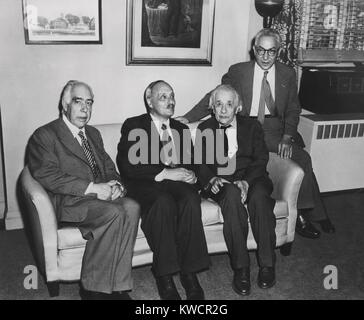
[[149, 82, 175, 120], [254, 35, 279, 70], [213, 89, 239, 126], [64, 84, 93, 129]]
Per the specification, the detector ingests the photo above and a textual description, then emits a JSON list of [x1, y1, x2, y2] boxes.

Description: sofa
[[20, 122, 304, 296]]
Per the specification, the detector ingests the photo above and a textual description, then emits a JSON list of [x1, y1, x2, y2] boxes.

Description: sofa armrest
[[20, 167, 59, 281], [267, 153, 304, 236]]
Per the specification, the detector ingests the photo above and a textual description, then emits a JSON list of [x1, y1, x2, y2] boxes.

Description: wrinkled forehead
[[215, 88, 238, 104], [152, 82, 174, 96], [71, 83, 93, 99], [256, 35, 278, 49]]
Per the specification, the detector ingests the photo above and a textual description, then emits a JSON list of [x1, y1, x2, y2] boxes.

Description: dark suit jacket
[[196, 115, 269, 188], [27, 118, 120, 223], [116, 113, 195, 185], [184, 61, 301, 138]]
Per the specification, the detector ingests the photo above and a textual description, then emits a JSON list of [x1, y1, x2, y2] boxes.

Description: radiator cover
[[298, 113, 364, 192]]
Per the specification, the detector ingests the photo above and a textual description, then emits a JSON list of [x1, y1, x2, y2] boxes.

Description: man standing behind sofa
[[117, 80, 209, 300], [196, 84, 276, 295], [27, 80, 140, 300], [176, 28, 335, 239]]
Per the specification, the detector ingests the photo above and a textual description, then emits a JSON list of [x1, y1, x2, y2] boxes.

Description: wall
[[0, 0, 262, 228]]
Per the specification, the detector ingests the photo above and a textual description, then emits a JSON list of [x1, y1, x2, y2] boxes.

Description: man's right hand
[[88, 183, 113, 200], [208, 177, 231, 194], [162, 168, 197, 184], [174, 116, 189, 125]]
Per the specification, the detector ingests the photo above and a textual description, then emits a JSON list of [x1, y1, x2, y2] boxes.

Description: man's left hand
[[278, 135, 293, 159], [108, 180, 127, 200]]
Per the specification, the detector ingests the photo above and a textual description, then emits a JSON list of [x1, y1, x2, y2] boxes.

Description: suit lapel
[[55, 119, 90, 166], [85, 126, 104, 174], [169, 120, 182, 164], [275, 63, 289, 116], [143, 113, 161, 162], [241, 61, 255, 116]]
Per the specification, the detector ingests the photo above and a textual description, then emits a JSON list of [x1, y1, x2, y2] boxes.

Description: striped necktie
[[78, 131, 100, 179], [257, 71, 275, 124], [160, 123, 177, 167]]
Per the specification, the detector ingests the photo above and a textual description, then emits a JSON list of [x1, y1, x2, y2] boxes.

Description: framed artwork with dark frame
[[22, 0, 102, 44], [126, 0, 216, 65]]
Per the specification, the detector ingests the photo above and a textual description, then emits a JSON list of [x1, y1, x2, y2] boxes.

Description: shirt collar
[[150, 113, 170, 130], [219, 116, 237, 129], [62, 114, 85, 138], [254, 62, 276, 77]]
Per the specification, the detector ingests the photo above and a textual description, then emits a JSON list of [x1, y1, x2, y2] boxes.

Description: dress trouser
[[128, 180, 210, 277], [262, 117, 327, 221], [205, 177, 276, 270], [72, 197, 140, 294]]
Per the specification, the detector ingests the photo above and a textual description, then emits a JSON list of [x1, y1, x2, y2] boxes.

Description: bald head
[[145, 80, 175, 120]]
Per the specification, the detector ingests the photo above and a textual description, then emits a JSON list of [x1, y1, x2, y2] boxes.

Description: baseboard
[[5, 210, 24, 230]]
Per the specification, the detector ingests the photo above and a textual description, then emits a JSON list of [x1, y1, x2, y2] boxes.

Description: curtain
[[272, 0, 304, 68]]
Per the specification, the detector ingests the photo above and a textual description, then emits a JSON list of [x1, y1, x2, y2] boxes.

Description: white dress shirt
[[62, 115, 96, 193], [250, 63, 276, 116], [150, 114, 179, 181], [221, 117, 238, 159], [150, 113, 174, 143], [62, 114, 87, 146]]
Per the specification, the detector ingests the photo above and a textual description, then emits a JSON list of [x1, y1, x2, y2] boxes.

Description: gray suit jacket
[[27, 118, 120, 223], [184, 61, 301, 138]]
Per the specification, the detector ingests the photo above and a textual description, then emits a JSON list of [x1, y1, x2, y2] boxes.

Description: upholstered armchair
[[20, 123, 304, 297]]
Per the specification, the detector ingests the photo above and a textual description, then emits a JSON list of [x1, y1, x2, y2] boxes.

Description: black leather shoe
[[155, 275, 181, 300], [319, 219, 335, 233], [295, 214, 320, 239], [80, 289, 112, 300], [232, 267, 250, 295], [257, 267, 276, 289], [180, 273, 205, 300], [111, 291, 133, 300]]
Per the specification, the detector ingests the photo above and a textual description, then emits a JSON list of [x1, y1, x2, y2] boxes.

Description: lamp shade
[[255, 0, 284, 28]]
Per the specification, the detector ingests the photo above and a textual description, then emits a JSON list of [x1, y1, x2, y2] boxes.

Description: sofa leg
[[280, 243, 292, 256], [47, 282, 60, 297]]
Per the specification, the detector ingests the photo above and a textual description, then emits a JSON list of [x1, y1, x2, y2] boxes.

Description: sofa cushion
[[57, 199, 288, 249], [58, 228, 87, 250]]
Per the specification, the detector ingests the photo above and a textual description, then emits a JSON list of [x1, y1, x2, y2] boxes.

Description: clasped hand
[[208, 177, 231, 194], [92, 180, 127, 201], [164, 168, 197, 184]]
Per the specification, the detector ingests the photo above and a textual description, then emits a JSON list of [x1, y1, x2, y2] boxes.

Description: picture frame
[[126, 0, 216, 65], [22, 0, 102, 44]]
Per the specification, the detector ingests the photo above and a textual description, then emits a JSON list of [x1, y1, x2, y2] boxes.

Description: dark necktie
[[78, 131, 100, 179], [257, 70, 275, 124], [221, 125, 231, 157], [160, 123, 176, 167]]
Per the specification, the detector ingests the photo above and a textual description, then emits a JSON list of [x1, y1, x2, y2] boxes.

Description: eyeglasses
[[71, 97, 94, 109], [255, 46, 278, 57]]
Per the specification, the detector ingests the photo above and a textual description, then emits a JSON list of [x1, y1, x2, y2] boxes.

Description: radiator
[[298, 113, 364, 192]]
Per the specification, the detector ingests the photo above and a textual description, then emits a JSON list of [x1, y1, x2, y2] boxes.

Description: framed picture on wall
[[22, 0, 102, 44], [126, 0, 216, 65]]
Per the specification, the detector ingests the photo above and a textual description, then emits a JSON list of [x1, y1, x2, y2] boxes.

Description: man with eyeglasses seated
[[26, 80, 140, 300], [175, 28, 335, 240]]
